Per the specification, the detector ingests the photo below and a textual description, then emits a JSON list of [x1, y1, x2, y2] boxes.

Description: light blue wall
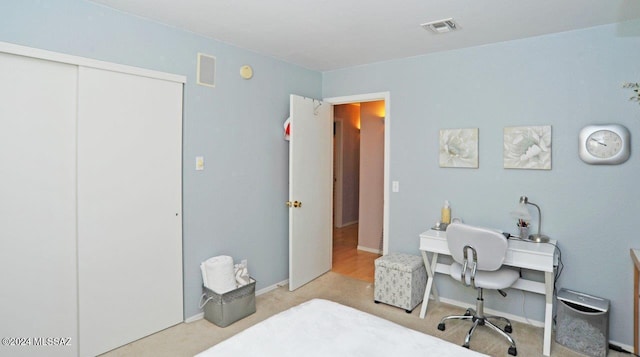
[[0, 0, 322, 319], [323, 21, 640, 346], [4, 0, 640, 348]]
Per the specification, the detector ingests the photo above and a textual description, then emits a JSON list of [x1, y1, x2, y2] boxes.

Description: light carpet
[[102, 272, 624, 357]]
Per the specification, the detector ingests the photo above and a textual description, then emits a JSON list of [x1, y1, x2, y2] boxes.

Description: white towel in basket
[[201, 255, 237, 294], [234, 262, 251, 286]]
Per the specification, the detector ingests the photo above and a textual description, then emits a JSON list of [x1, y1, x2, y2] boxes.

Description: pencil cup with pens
[[517, 219, 530, 240]]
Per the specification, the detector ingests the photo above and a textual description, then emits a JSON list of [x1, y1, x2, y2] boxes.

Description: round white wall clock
[[579, 124, 630, 164]]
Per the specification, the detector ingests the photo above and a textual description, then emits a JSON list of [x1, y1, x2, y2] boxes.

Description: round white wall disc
[[240, 65, 253, 79]]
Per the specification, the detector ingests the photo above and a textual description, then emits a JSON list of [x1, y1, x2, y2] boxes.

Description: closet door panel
[[77, 67, 183, 357], [0, 53, 78, 357]]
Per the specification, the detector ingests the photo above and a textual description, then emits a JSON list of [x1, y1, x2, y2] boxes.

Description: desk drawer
[[419, 236, 449, 254], [505, 248, 554, 272]]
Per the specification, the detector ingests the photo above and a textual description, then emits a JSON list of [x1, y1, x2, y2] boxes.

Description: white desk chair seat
[[437, 223, 519, 356]]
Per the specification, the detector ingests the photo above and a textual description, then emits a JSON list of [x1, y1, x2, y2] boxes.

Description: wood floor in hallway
[[332, 223, 381, 283]]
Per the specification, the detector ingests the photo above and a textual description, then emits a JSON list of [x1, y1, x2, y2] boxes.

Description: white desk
[[419, 229, 557, 356]]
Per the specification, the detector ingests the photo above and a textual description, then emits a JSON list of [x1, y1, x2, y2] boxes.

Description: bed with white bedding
[[196, 298, 487, 356]]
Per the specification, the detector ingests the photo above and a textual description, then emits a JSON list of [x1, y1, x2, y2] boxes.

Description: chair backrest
[[446, 223, 508, 272]]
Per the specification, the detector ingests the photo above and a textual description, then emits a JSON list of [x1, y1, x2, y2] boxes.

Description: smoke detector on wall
[[421, 18, 459, 34]]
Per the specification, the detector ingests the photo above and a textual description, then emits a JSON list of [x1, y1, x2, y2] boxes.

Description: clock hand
[[590, 138, 607, 146]]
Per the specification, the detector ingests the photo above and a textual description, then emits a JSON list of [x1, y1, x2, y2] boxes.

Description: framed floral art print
[[503, 125, 551, 170], [439, 128, 479, 168]]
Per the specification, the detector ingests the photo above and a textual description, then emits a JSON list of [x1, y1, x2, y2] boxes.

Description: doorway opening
[[330, 99, 386, 283]]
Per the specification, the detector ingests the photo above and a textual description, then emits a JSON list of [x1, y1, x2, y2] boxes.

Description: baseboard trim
[[357, 245, 382, 255], [338, 220, 358, 228], [609, 341, 634, 354], [184, 279, 290, 323], [185, 312, 204, 323], [256, 279, 289, 296]]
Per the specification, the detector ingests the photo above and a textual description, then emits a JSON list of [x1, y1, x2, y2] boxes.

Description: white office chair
[[436, 223, 519, 356]]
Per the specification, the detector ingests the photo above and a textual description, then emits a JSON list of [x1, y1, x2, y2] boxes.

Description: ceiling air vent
[[421, 18, 459, 34]]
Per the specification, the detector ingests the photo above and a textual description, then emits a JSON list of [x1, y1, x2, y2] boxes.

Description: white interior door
[[0, 52, 78, 357], [77, 67, 183, 356], [289, 94, 333, 291]]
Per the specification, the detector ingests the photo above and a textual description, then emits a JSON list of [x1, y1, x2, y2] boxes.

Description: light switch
[[392, 181, 399, 192], [195, 156, 204, 171]]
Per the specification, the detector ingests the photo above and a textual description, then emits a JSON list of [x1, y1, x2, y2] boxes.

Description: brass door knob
[[293, 201, 302, 208]]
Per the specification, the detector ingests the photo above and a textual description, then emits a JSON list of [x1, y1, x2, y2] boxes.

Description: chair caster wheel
[[504, 325, 512, 333], [464, 309, 472, 316], [462, 344, 469, 349], [374, 300, 380, 304], [508, 346, 517, 356], [405, 309, 411, 314], [437, 323, 445, 331]]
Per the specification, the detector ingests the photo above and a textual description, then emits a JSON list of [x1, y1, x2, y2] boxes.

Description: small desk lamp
[[516, 196, 550, 243]]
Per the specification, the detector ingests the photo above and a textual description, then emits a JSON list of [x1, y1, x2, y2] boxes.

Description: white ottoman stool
[[374, 253, 427, 313]]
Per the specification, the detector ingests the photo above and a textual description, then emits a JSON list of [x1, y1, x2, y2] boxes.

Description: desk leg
[[420, 251, 439, 319], [634, 265, 638, 355], [543, 271, 553, 356]]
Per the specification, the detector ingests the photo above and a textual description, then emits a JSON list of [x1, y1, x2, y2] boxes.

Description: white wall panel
[[0, 53, 78, 357], [77, 67, 183, 357]]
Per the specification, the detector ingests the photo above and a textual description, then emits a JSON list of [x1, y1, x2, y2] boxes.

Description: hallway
[[331, 224, 380, 283]]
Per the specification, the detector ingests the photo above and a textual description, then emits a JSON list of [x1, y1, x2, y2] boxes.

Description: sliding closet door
[[0, 53, 78, 357], [77, 67, 183, 357]]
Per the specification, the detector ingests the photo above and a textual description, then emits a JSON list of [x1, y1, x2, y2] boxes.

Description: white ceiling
[[89, 0, 640, 71]]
